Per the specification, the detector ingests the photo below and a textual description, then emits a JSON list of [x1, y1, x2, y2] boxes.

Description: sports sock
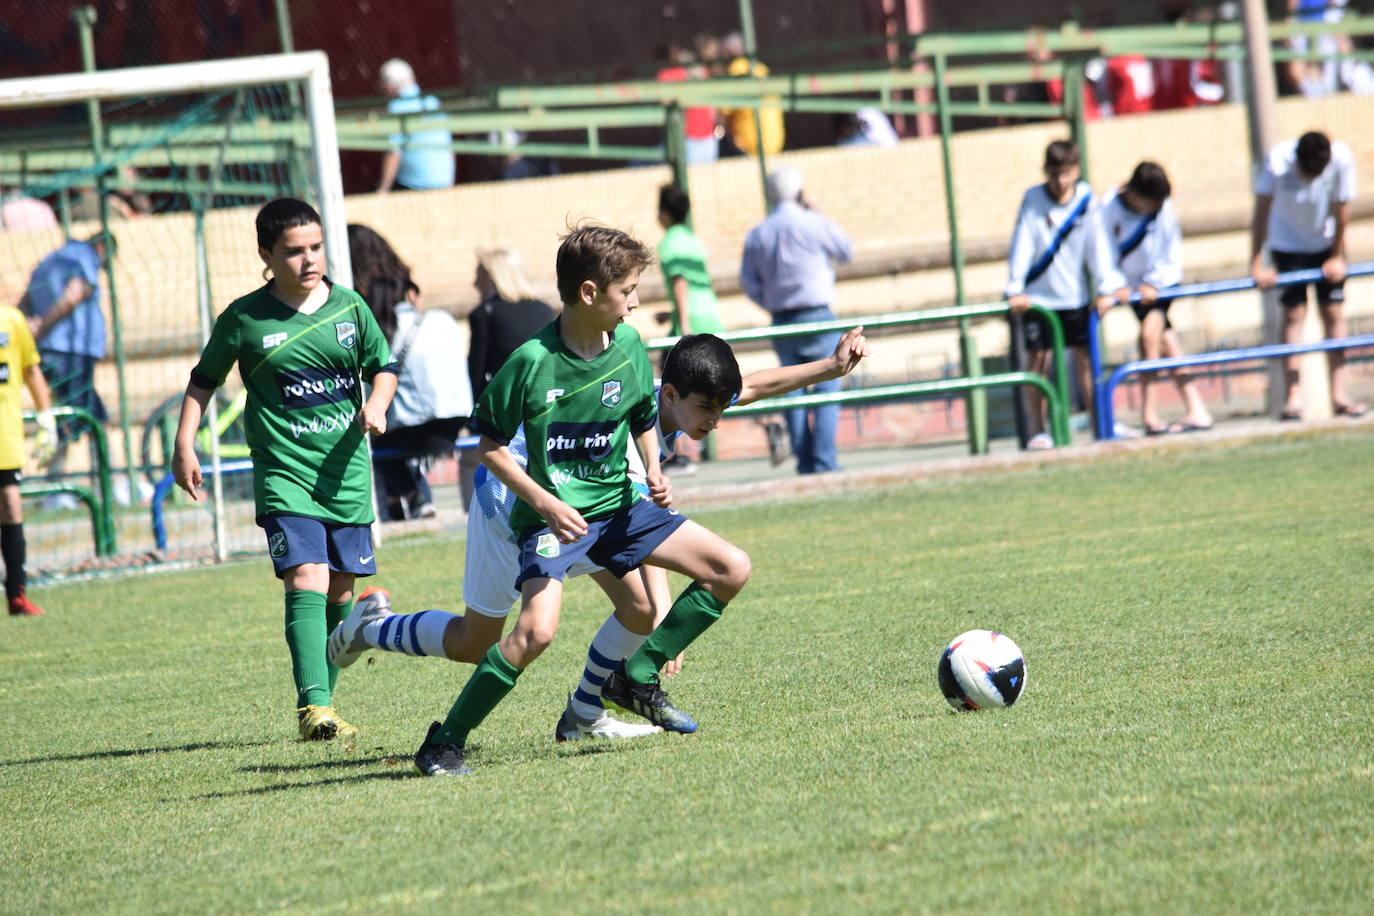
[[364, 609, 454, 658], [325, 598, 351, 694], [623, 583, 726, 684], [570, 613, 648, 721], [433, 643, 522, 746], [1, 523, 25, 600], [284, 590, 331, 708]]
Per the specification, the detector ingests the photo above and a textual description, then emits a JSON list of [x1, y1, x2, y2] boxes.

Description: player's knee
[[712, 545, 751, 596]]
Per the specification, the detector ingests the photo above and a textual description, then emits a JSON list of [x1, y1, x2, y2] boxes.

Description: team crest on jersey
[[536, 532, 560, 558], [601, 380, 622, 407], [268, 531, 288, 558], [335, 321, 357, 350]]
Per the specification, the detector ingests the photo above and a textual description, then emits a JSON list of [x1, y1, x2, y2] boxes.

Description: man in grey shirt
[[740, 167, 854, 473]]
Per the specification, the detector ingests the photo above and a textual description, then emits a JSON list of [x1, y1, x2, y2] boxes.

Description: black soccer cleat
[[413, 721, 471, 776], [600, 665, 698, 734]]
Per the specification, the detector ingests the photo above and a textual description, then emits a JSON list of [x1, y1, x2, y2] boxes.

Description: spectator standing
[[376, 59, 455, 193], [656, 43, 718, 165], [1004, 140, 1123, 448], [740, 167, 853, 474], [464, 248, 556, 507], [1102, 162, 1213, 434], [721, 32, 785, 157], [348, 224, 471, 521], [18, 232, 110, 491], [0, 189, 58, 232], [1250, 131, 1365, 419]]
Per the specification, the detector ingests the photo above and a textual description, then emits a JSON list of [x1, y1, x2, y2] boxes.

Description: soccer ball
[[937, 629, 1026, 710]]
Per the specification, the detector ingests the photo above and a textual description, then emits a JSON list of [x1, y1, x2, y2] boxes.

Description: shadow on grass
[[244, 756, 394, 773], [183, 769, 414, 799], [0, 740, 275, 768]]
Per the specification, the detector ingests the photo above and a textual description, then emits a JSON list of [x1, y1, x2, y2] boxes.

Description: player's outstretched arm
[[735, 325, 870, 407], [477, 435, 588, 544], [172, 382, 213, 500]]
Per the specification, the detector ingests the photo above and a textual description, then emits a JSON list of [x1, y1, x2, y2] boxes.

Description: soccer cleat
[[600, 665, 698, 734], [414, 721, 471, 776], [327, 586, 393, 669], [554, 697, 663, 743], [7, 592, 44, 616], [297, 704, 358, 741]]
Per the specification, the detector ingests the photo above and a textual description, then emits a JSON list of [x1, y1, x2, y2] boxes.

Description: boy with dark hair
[[1250, 130, 1365, 419], [1102, 161, 1213, 434], [1005, 139, 1125, 448]]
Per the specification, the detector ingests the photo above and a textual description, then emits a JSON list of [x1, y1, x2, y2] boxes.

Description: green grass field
[[3, 429, 1372, 913]]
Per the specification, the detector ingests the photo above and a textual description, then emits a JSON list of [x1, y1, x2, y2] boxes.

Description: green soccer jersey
[[471, 319, 657, 533], [190, 282, 395, 525], [658, 222, 724, 336]]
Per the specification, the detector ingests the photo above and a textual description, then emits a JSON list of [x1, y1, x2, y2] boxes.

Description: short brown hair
[[1125, 161, 1172, 201], [1043, 139, 1080, 172], [555, 223, 654, 305]]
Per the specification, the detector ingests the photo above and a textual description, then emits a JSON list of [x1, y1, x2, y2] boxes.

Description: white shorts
[[462, 472, 602, 618]]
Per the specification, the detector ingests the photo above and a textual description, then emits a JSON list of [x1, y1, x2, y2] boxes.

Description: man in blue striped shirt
[[740, 167, 854, 473]]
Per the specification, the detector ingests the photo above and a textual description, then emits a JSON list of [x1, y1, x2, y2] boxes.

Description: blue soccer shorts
[[261, 514, 377, 579], [514, 496, 686, 589]]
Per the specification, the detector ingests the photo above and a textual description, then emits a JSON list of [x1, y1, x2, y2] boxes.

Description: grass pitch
[[3, 429, 1372, 913]]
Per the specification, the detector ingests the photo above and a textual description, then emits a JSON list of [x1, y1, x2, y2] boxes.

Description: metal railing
[[20, 406, 117, 556], [1090, 262, 1374, 440]]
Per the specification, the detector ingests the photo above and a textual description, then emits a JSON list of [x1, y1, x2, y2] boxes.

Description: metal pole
[[1240, 0, 1301, 418], [932, 53, 987, 455], [193, 207, 228, 562], [737, 0, 770, 211], [75, 6, 138, 509]]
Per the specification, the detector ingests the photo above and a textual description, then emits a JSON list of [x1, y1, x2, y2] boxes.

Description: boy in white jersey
[[1250, 131, 1365, 419], [1102, 162, 1213, 434], [328, 327, 868, 747], [1005, 140, 1125, 448]]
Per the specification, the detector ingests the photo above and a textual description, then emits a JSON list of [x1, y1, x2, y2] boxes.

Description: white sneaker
[[555, 700, 663, 742], [328, 586, 393, 669], [1026, 432, 1055, 450], [1112, 422, 1141, 439]]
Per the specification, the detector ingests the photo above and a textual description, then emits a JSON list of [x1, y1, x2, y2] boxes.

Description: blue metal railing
[[1090, 262, 1374, 440]]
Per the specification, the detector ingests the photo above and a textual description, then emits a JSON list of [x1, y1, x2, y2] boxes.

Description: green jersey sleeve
[[621, 325, 657, 436], [344, 288, 396, 380], [190, 306, 243, 389], [471, 342, 537, 445]]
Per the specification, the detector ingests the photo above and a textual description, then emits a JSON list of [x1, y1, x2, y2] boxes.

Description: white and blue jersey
[[463, 382, 678, 616], [1100, 190, 1182, 290]]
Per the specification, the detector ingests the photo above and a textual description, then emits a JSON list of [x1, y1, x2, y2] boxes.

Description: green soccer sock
[[434, 644, 523, 747], [284, 590, 331, 708], [624, 582, 727, 684], [325, 598, 352, 694]]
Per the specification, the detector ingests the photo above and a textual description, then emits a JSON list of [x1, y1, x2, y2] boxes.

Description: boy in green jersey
[[172, 198, 398, 740], [412, 224, 752, 776]]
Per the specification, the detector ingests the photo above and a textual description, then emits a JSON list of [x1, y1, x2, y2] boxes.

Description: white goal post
[[0, 51, 350, 287]]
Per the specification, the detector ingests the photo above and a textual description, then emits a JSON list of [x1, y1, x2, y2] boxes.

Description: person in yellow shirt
[[721, 32, 785, 157], [0, 304, 56, 616]]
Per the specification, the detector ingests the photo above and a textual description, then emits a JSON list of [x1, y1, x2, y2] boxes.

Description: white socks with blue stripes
[[569, 613, 648, 721], [364, 610, 453, 659]]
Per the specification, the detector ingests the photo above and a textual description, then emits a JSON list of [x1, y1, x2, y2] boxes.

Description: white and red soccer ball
[[937, 629, 1026, 710]]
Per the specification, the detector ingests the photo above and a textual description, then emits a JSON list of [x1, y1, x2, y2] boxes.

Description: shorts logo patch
[[335, 321, 357, 350], [601, 380, 622, 407], [536, 532, 560, 558], [268, 531, 288, 558]]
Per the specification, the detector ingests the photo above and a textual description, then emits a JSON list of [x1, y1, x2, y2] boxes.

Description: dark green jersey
[[471, 319, 656, 533], [190, 282, 395, 525]]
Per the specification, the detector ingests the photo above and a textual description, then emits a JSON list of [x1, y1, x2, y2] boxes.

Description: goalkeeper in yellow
[[0, 303, 56, 616]]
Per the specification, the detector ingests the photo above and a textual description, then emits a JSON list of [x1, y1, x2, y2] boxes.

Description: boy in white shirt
[[1102, 162, 1213, 434], [1250, 131, 1365, 419]]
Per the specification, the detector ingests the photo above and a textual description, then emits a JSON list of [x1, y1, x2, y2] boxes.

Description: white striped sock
[[570, 613, 648, 721], [362, 610, 453, 658]]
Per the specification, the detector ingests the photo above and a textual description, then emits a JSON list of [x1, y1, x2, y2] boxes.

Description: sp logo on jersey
[[601, 380, 622, 407], [335, 321, 357, 350], [536, 532, 560, 558]]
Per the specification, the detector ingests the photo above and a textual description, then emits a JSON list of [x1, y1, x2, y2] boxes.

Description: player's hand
[[1137, 284, 1159, 305], [1094, 296, 1114, 317], [359, 403, 387, 435], [539, 497, 588, 544], [31, 410, 57, 467], [172, 443, 202, 502], [1007, 293, 1032, 313], [1322, 255, 1347, 284], [1252, 257, 1278, 289], [662, 651, 685, 678], [647, 468, 672, 508], [831, 326, 870, 377]]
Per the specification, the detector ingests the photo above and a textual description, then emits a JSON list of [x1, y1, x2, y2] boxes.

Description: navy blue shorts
[[1272, 249, 1344, 307], [1018, 305, 1092, 351], [514, 497, 687, 590], [261, 514, 377, 579], [1130, 297, 1175, 329]]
